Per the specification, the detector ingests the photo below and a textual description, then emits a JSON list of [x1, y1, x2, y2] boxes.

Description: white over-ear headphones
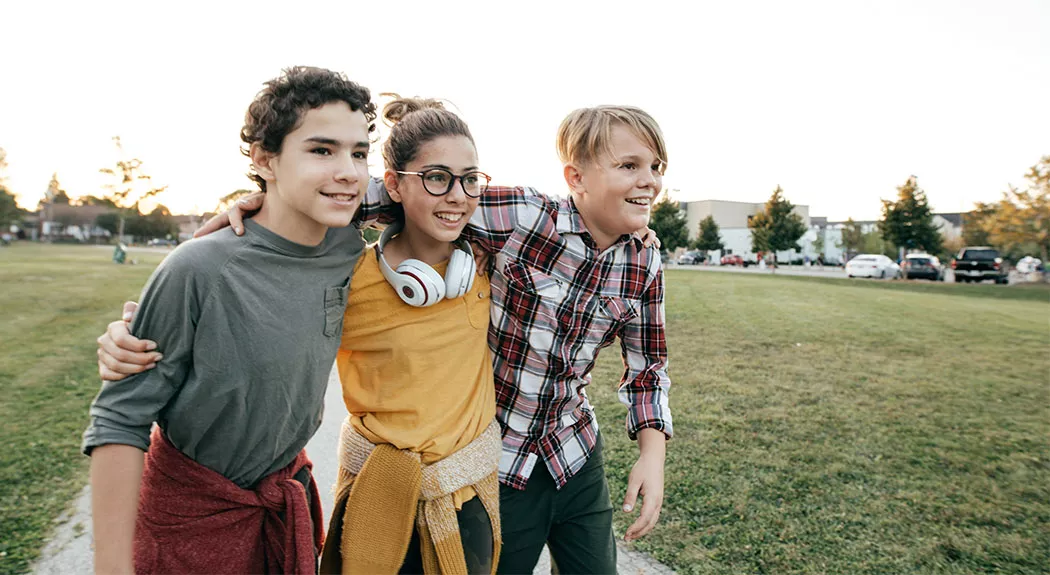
[[376, 221, 477, 307]]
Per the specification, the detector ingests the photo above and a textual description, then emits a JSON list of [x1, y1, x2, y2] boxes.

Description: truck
[[951, 246, 1008, 284]]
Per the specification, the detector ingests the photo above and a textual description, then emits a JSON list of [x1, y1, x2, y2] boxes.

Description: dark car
[[902, 254, 943, 281], [951, 247, 1008, 284]]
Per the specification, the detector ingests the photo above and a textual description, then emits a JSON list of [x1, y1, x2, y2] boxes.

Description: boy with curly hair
[[82, 66, 375, 574]]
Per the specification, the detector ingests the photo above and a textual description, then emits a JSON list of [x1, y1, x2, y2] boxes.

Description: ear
[[383, 169, 405, 204], [249, 143, 277, 186], [563, 164, 585, 195]]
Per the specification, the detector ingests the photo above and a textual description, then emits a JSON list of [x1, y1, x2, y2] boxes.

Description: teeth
[[436, 213, 463, 222], [626, 198, 651, 206], [325, 194, 356, 201]]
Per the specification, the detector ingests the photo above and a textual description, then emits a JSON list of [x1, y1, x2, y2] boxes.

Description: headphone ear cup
[[445, 248, 477, 299], [396, 259, 446, 307]]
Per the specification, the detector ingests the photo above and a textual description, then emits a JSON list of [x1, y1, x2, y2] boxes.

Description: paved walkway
[[33, 367, 674, 574]]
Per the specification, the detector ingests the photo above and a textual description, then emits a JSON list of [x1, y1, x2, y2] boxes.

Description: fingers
[[193, 213, 231, 238], [621, 475, 642, 514], [121, 301, 138, 322], [106, 320, 156, 353], [623, 493, 662, 542], [97, 348, 156, 381], [227, 205, 245, 235]]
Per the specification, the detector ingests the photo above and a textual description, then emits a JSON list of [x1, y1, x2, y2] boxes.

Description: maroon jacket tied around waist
[[134, 427, 324, 574]]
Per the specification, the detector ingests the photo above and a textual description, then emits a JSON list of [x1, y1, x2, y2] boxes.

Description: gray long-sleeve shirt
[[82, 219, 364, 488]]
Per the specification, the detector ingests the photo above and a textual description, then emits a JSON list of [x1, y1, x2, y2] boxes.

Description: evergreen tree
[[648, 190, 689, 252], [879, 176, 942, 255], [693, 215, 724, 252]]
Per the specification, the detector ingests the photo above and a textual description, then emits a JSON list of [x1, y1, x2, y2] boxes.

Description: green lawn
[[0, 244, 166, 575], [592, 269, 1050, 574], [2, 246, 1048, 574]]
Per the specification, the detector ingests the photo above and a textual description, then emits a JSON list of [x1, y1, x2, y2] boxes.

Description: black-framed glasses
[[396, 169, 491, 198]]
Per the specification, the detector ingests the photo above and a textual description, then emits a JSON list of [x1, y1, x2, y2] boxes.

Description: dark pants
[[399, 495, 494, 574], [497, 436, 616, 575]]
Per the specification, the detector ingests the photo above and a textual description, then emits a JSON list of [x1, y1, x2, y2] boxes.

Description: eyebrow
[[615, 154, 656, 164], [304, 136, 370, 149], [421, 163, 480, 171]]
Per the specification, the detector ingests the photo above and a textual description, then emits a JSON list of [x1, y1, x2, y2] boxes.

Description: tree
[[648, 189, 689, 252], [215, 189, 255, 213], [749, 211, 771, 255], [45, 173, 71, 205], [962, 202, 996, 246], [0, 188, 24, 228], [879, 176, 942, 256], [982, 157, 1050, 263], [693, 215, 724, 252], [748, 186, 806, 263], [99, 136, 167, 240], [812, 228, 826, 258], [837, 218, 865, 262], [0, 148, 22, 227]]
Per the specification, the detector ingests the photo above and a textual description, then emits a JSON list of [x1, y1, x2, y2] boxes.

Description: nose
[[334, 152, 362, 187], [445, 177, 468, 203]]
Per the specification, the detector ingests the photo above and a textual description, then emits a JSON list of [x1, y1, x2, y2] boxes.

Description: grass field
[[0, 244, 166, 575], [592, 269, 1049, 574], [1, 245, 1048, 574]]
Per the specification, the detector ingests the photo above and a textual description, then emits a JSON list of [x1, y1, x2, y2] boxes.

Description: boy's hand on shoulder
[[194, 193, 265, 238], [621, 428, 666, 542], [633, 226, 661, 249]]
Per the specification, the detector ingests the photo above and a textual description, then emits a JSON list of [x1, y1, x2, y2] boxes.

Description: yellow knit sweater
[[319, 418, 502, 574]]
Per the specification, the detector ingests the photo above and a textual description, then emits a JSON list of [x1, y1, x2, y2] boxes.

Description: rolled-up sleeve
[[617, 263, 673, 440], [82, 247, 202, 455]]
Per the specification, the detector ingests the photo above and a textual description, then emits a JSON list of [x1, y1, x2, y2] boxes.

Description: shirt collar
[[555, 196, 643, 250]]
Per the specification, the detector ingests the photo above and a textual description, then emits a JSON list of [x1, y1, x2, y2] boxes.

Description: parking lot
[[667, 262, 1040, 285]]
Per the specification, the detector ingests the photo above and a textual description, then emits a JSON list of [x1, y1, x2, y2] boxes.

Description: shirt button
[[478, 291, 486, 299]]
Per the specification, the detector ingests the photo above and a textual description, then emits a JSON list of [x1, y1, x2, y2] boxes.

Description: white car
[[846, 254, 900, 279]]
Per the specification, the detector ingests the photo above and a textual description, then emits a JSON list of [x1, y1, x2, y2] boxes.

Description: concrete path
[[33, 366, 674, 574]]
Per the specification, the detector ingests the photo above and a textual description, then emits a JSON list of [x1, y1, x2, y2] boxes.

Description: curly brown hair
[[241, 66, 377, 192]]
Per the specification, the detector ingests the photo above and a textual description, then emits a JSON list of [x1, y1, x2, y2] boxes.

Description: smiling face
[[569, 124, 664, 249], [251, 101, 371, 244], [386, 135, 480, 247]]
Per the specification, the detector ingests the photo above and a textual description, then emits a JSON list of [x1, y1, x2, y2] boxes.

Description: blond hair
[[555, 105, 667, 173]]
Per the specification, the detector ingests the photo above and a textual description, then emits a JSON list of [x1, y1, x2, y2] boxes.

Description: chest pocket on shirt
[[502, 260, 565, 328], [594, 295, 640, 342], [324, 277, 351, 337]]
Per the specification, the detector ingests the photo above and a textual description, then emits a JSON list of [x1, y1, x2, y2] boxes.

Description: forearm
[[636, 428, 667, 461], [91, 444, 144, 575]]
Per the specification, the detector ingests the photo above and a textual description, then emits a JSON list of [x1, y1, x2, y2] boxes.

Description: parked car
[[720, 254, 747, 267], [951, 246, 1007, 284], [845, 254, 900, 279], [902, 253, 943, 281], [677, 251, 704, 265], [147, 238, 177, 247]]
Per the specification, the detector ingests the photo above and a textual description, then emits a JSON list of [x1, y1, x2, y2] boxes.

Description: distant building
[[932, 212, 963, 242], [679, 199, 811, 262], [28, 204, 116, 242]]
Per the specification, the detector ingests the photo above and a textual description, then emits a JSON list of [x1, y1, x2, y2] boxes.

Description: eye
[[463, 174, 479, 185], [425, 171, 451, 184], [651, 163, 663, 173], [621, 162, 637, 170], [311, 147, 332, 156], [352, 151, 368, 160]]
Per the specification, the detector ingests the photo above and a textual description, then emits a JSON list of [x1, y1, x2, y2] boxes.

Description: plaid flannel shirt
[[361, 180, 673, 490]]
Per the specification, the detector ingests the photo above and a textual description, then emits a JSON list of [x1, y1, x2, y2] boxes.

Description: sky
[[1, 0, 1047, 221]]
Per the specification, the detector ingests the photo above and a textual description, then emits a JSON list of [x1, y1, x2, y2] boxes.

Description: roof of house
[[934, 212, 963, 226]]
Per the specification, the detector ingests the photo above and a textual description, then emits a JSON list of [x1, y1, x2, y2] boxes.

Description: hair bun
[[380, 93, 447, 125]]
